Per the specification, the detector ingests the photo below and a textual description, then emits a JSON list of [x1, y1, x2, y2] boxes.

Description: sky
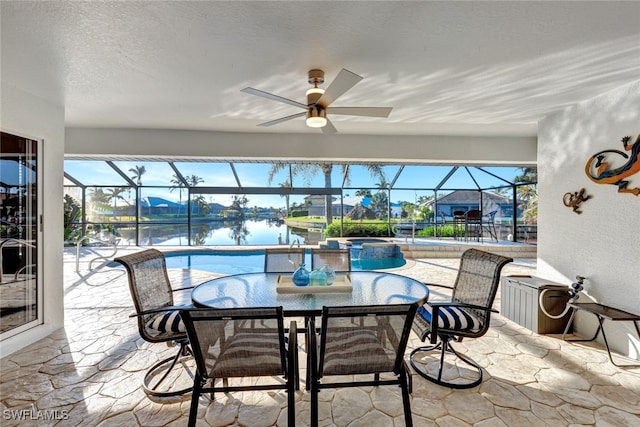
[[61, 160, 524, 209]]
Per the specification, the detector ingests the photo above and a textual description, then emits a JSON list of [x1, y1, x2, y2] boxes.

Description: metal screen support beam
[[168, 162, 188, 186], [435, 166, 458, 192], [229, 163, 242, 188], [106, 161, 137, 186]]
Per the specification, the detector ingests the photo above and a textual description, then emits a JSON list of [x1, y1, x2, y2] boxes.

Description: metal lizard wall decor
[[585, 134, 640, 196], [563, 188, 591, 214]]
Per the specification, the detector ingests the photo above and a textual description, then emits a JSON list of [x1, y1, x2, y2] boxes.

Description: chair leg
[[310, 385, 319, 427], [409, 340, 483, 389], [400, 368, 413, 427], [187, 376, 205, 427], [288, 373, 296, 426], [143, 341, 194, 397]]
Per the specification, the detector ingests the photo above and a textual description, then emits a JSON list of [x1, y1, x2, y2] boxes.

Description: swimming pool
[[114, 248, 405, 275]]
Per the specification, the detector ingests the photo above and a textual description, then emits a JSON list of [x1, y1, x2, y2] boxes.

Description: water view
[[138, 219, 324, 246]]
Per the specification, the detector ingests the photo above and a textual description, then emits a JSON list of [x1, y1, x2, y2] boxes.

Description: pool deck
[[1, 245, 638, 426]]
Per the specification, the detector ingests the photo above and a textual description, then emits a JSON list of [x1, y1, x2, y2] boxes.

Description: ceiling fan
[[241, 69, 392, 134]]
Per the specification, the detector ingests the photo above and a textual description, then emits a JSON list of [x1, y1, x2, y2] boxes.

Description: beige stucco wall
[[0, 83, 65, 358], [537, 80, 640, 359]]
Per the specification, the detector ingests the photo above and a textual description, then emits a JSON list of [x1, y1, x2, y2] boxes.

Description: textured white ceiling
[[2, 1, 639, 137]]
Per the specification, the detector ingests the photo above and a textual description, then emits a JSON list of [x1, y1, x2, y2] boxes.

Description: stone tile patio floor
[[1, 247, 639, 426]]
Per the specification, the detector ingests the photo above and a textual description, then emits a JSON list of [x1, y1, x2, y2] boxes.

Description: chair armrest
[[172, 285, 195, 292], [423, 282, 454, 290], [129, 304, 192, 318]]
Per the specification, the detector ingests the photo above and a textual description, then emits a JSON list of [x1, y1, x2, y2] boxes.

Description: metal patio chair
[[483, 210, 499, 242], [308, 303, 419, 427], [180, 307, 298, 427], [264, 247, 306, 273], [310, 248, 351, 272], [464, 209, 483, 242], [114, 248, 194, 397], [409, 249, 512, 389]]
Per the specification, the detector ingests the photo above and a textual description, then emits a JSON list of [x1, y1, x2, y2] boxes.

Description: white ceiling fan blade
[[257, 112, 306, 127], [327, 107, 393, 118], [241, 87, 307, 109], [316, 69, 363, 108], [321, 118, 338, 134]]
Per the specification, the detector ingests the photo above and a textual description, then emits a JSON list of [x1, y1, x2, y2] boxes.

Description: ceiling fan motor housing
[[306, 69, 325, 105], [308, 69, 325, 85]]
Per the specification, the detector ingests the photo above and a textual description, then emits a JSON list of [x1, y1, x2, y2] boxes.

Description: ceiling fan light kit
[[242, 68, 392, 133], [306, 107, 327, 128]]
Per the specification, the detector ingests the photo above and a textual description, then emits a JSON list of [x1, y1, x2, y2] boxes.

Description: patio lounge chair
[[180, 307, 298, 427], [409, 248, 512, 388], [114, 249, 194, 397], [308, 303, 418, 427]]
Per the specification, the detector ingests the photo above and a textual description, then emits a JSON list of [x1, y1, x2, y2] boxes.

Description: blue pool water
[[111, 248, 405, 275]]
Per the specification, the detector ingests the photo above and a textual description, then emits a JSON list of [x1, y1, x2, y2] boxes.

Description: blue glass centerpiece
[[320, 265, 336, 285], [309, 269, 328, 286], [291, 263, 309, 286]]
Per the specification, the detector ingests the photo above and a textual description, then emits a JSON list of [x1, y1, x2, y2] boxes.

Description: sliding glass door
[[0, 131, 41, 337]]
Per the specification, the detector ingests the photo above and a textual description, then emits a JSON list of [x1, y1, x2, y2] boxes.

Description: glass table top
[[191, 271, 429, 315]]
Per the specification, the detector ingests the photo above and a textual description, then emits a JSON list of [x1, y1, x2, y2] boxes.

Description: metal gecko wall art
[[563, 188, 591, 214], [585, 133, 640, 196]]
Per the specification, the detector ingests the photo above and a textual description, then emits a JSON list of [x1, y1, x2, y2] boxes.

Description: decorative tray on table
[[276, 274, 352, 294]]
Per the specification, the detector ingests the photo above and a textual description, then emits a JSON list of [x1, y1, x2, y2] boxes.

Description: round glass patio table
[[191, 271, 429, 315]]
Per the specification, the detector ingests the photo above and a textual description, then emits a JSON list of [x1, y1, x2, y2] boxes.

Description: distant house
[[207, 202, 226, 215], [306, 195, 353, 217], [426, 190, 513, 220], [139, 196, 184, 214], [307, 194, 402, 218]]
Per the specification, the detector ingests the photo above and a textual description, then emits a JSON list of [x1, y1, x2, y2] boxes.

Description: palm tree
[[129, 165, 146, 186], [375, 178, 389, 189], [185, 174, 204, 187], [183, 175, 204, 217], [230, 195, 249, 219], [490, 187, 511, 198], [106, 187, 127, 220], [267, 163, 386, 225], [515, 167, 538, 221], [88, 187, 110, 222], [278, 180, 291, 216], [169, 174, 185, 216], [192, 195, 210, 215], [355, 189, 372, 197], [514, 167, 537, 184], [369, 191, 389, 218]]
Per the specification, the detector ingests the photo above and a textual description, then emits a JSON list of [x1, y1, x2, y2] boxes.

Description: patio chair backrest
[[181, 307, 288, 379], [311, 248, 351, 272], [114, 249, 177, 342], [451, 248, 512, 332], [465, 209, 482, 221], [264, 247, 306, 273], [315, 303, 417, 378]]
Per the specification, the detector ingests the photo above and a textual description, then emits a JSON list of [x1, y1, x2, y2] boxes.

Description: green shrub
[[417, 225, 459, 238], [325, 220, 391, 237]]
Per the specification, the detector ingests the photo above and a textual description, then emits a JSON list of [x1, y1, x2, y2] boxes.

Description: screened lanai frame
[[63, 158, 536, 246]]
